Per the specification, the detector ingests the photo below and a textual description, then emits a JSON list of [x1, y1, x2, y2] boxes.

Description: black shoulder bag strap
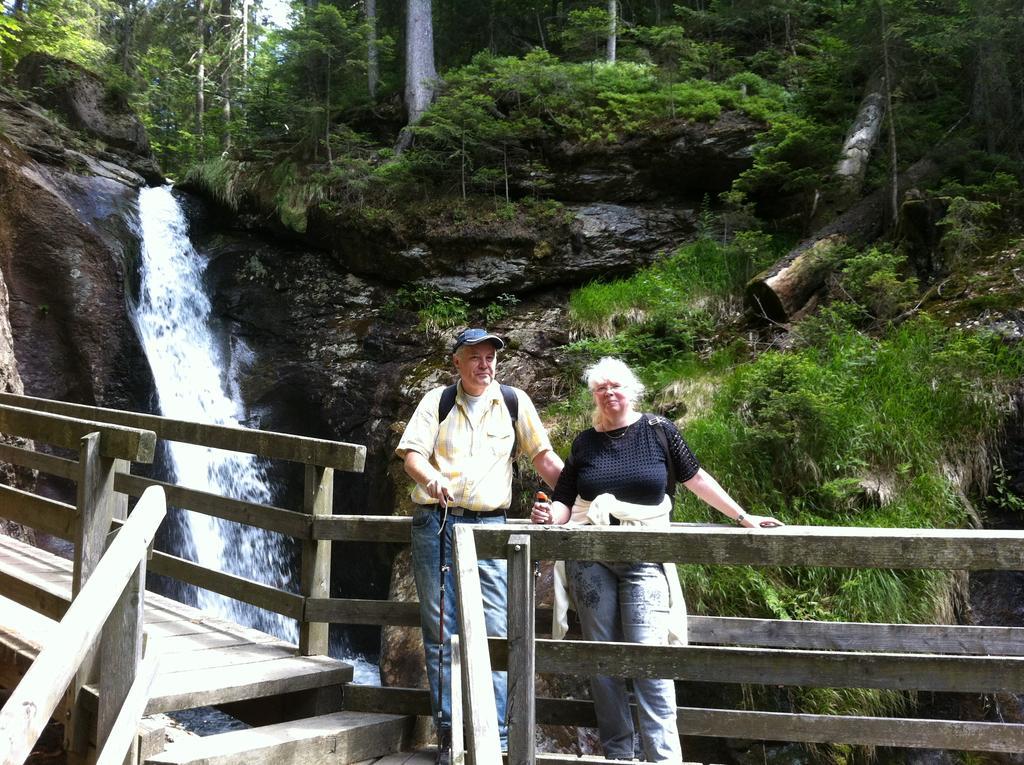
[[646, 415, 676, 497]]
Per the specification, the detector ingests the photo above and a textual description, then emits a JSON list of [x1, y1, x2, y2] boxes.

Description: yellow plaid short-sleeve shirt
[[395, 381, 553, 512]]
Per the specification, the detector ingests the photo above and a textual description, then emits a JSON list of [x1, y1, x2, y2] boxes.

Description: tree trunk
[[879, 0, 899, 230], [745, 157, 941, 323], [607, 0, 617, 62], [242, 0, 250, 80], [366, 0, 379, 99], [195, 0, 206, 154], [834, 73, 885, 199], [220, 0, 232, 151], [403, 0, 438, 127]]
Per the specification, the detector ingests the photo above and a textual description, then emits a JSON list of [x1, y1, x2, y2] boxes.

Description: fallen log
[[745, 157, 940, 323]]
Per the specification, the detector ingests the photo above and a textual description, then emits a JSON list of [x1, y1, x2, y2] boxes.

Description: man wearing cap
[[396, 327, 563, 758]]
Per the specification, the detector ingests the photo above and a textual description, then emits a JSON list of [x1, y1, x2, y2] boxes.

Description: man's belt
[[427, 504, 506, 518]]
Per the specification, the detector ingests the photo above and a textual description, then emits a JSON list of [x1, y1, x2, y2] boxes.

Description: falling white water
[[133, 185, 297, 642]]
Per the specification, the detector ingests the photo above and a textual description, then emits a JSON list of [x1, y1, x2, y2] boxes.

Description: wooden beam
[[341, 685, 431, 716], [452, 525, 502, 763], [0, 403, 155, 462], [304, 598, 420, 626], [0, 484, 76, 539], [0, 393, 364, 472], [506, 534, 534, 765], [687, 615, 1024, 655], [534, 640, 1024, 693], [471, 525, 1024, 570], [115, 472, 312, 539], [0, 441, 78, 480], [312, 515, 412, 543], [93, 653, 159, 765], [96, 552, 146, 760], [0, 488, 165, 765], [300, 465, 333, 655], [148, 551, 305, 621], [531, 698, 1024, 753]]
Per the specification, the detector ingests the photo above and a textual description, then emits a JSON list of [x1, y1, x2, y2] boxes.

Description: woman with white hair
[[531, 357, 782, 762]]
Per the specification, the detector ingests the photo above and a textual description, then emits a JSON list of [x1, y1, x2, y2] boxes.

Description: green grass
[[551, 236, 1024, 728]]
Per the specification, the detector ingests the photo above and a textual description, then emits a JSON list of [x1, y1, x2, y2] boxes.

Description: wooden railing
[[464, 524, 1024, 765], [0, 400, 163, 765], [0, 486, 166, 765], [7, 392, 1024, 764], [0, 392, 366, 657]]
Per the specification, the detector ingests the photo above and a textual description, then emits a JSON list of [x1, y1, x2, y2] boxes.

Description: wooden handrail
[[0, 486, 166, 765], [469, 523, 1024, 569], [0, 403, 156, 462], [0, 392, 365, 471]]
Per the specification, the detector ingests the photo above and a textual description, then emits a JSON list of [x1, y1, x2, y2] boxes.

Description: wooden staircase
[[0, 534, 415, 765]]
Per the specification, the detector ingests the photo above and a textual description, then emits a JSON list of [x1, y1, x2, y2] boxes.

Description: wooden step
[[144, 710, 415, 765]]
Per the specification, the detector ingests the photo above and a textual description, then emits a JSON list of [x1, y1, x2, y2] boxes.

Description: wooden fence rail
[[0, 486, 166, 765]]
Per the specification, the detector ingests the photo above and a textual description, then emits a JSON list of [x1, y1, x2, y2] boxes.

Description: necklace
[[603, 422, 632, 440]]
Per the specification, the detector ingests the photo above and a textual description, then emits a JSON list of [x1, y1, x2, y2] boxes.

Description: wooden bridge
[[3, 392, 1024, 765]]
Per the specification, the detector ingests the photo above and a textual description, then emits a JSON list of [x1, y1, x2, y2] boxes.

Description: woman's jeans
[[411, 506, 509, 749], [567, 560, 682, 763]]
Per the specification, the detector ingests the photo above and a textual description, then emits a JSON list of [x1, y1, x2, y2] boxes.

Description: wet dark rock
[[534, 112, 761, 203]]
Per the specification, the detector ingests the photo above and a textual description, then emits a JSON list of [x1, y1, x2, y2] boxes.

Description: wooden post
[[97, 555, 146, 765], [112, 458, 131, 522], [67, 431, 117, 758], [506, 534, 535, 765], [451, 634, 465, 765], [300, 463, 333, 656], [452, 525, 502, 764]]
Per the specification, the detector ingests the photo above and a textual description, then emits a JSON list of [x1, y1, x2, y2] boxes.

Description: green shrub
[[838, 247, 919, 322]]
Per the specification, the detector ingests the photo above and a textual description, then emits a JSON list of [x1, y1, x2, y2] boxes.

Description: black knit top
[[551, 415, 702, 507]]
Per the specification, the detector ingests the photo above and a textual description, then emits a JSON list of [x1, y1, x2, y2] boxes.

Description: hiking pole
[[436, 489, 452, 763]]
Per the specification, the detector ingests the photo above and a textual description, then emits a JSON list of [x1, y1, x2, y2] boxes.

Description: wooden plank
[[303, 598, 420, 626], [0, 393, 364, 472], [688, 615, 1024, 655], [69, 432, 117, 755], [342, 685, 431, 716], [531, 698, 1024, 753], [145, 630, 281, 657], [0, 488, 165, 765], [0, 402, 156, 461], [312, 515, 412, 543], [115, 473, 312, 539], [506, 534, 534, 765], [300, 465, 332, 655], [144, 710, 411, 765], [153, 642, 297, 674], [0, 484, 76, 539], [0, 441, 78, 480], [450, 635, 465, 765], [94, 653, 160, 765], [97, 555, 146, 757], [148, 551, 304, 621], [534, 640, 1024, 693], [144, 654, 353, 714], [452, 525, 501, 763], [471, 525, 1024, 570]]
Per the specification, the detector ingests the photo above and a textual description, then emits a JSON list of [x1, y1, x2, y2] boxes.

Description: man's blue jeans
[[411, 505, 509, 748]]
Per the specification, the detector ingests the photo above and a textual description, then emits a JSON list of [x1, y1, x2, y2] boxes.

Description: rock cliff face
[[0, 64, 159, 410]]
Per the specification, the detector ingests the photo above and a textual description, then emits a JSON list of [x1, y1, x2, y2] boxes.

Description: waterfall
[[132, 185, 297, 642]]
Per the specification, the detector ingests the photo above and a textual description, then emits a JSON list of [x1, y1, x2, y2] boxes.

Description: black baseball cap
[[452, 328, 505, 353]]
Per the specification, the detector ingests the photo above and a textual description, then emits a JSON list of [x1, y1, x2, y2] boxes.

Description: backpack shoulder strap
[[500, 384, 519, 460], [646, 414, 676, 497], [438, 384, 459, 423]]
